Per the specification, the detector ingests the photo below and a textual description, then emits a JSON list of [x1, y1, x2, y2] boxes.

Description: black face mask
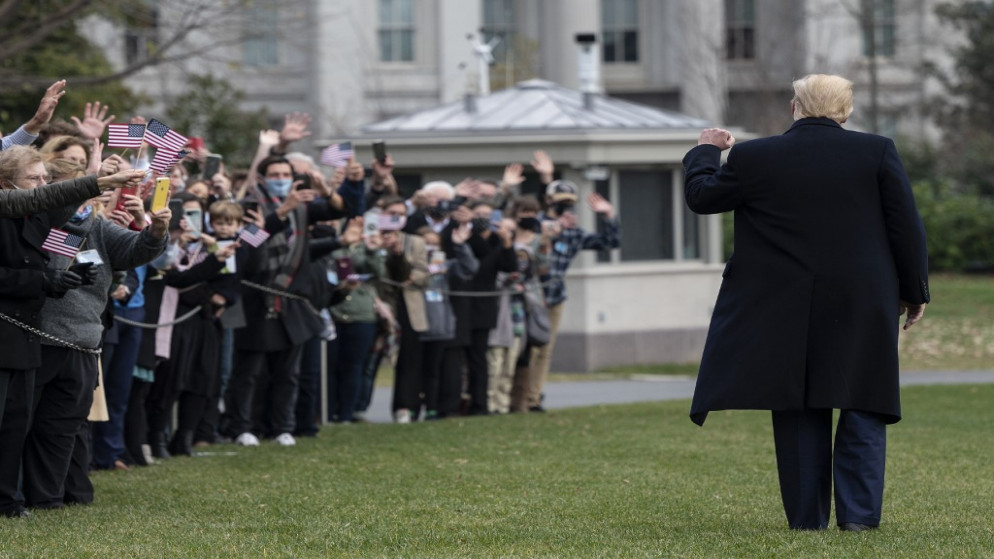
[[552, 202, 575, 216], [425, 206, 447, 220], [471, 217, 491, 233], [517, 217, 540, 232]]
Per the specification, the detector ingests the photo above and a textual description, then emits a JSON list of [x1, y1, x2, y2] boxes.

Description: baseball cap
[[545, 180, 579, 203]]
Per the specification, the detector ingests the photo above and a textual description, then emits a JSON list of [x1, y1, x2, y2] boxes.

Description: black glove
[[68, 262, 98, 286], [42, 269, 83, 298]]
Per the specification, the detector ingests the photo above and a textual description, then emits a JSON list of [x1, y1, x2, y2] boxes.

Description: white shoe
[[394, 409, 411, 424], [275, 433, 296, 446], [235, 432, 260, 446]]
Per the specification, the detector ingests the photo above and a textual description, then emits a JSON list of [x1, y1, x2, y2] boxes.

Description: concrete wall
[[552, 263, 723, 371]]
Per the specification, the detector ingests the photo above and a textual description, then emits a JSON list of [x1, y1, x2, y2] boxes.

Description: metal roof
[[362, 79, 709, 136]]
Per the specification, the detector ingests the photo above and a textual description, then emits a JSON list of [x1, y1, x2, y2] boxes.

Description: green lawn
[[2, 384, 992, 558], [899, 273, 994, 370]]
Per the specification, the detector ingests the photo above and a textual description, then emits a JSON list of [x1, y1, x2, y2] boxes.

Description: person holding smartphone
[[221, 149, 348, 448], [325, 216, 387, 424]]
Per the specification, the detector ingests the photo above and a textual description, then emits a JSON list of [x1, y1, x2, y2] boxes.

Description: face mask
[[70, 205, 93, 224], [425, 244, 439, 253], [425, 206, 447, 220], [265, 178, 293, 198], [517, 217, 540, 232], [471, 217, 491, 233], [552, 202, 575, 216], [173, 178, 186, 192]]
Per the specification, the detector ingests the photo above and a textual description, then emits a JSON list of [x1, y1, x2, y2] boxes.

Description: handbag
[[420, 274, 456, 342], [524, 289, 551, 346]]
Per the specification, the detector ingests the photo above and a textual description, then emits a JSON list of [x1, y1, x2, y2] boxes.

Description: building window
[[862, 0, 895, 57], [601, 0, 639, 63], [725, 0, 755, 60], [481, 0, 514, 63], [243, 2, 279, 66], [618, 171, 683, 262], [379, 0, 415, 62], [124, 4, 159, 66]]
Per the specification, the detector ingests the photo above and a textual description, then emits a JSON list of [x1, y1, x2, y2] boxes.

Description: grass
[[2, 384, 993, 558], [898, 273, 994, 370]]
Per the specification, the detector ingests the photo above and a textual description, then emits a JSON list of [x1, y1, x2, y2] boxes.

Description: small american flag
[[149, 149, 189, 175], [41, 228, 85, 258], [320, 142, 353, 168], [238, 223, 271, 248], [107, 123, 145, 148], [144, 119, 188, 152]]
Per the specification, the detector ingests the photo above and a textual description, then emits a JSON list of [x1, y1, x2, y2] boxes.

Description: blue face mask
[[265, 178, 293, 198], [70, 205, 93, 224]]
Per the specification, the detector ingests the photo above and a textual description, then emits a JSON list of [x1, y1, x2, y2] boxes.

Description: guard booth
[[340, 79, 730, 372]]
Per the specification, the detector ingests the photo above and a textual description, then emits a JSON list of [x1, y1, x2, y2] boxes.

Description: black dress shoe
[[839, 522, 877, 532], [2, 506, 32, 518]]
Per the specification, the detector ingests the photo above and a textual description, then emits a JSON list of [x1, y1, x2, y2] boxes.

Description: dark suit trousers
[[392, 298, 425, 413], [224, 346, 302, 437], [772, 409, 886, 529], [23, 347, 97, 509], [0, 368, 34, 514]]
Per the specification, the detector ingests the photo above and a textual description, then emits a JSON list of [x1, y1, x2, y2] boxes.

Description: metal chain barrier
[[0, 311, 102, 356]]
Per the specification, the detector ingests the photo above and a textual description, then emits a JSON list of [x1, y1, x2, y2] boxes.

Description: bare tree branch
[[0, 0, 28, 28], [0, 0, 93, 58]]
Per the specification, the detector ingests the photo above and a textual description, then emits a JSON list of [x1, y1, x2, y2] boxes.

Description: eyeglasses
[[17, 174, 50, 186]]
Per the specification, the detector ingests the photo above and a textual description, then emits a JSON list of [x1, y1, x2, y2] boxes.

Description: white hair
[[285, 152, 317, 168], [421, 180, 454, 199]]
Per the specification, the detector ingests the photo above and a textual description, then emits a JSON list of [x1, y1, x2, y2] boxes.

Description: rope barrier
[[112, 306, 204, 329]]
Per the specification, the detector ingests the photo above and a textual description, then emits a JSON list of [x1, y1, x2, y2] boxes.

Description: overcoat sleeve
[[877, 139, 930, 304], [683, 144, 746, 214]]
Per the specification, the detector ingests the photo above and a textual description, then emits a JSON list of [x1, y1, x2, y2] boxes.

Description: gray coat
[[40, 213, 168, 350], [0, 176, 101, 217]]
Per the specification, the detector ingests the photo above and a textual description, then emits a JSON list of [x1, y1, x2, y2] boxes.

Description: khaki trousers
[[524, 301, 565, 408], [486, 336, 522, 414]]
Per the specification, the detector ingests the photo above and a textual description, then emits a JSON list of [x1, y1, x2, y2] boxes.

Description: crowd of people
[[0, 81, 621, 517]]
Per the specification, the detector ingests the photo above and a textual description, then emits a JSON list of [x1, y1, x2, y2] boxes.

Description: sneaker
[[141, 444, 156, 465], [275, 433, 296, 446], [235, 432, 260, 446], [394, 408, 411, 424]]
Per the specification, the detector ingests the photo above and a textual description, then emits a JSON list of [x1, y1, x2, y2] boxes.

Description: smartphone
[[378, 214, 406, 231], [241, 200, 259, 215], [362, 211, 380, 237], [293, 173, 312, 190], [168, 199, 185, 231], [151, 177, 171, 212], [490, 209, 503, 231], [335, 255, 355, 279], [202, 154, 222, 180], [184, 209, 203, 239], [372, 140, 387, 164], [114, 184, 138, 212], [347, 273, 372, 282]]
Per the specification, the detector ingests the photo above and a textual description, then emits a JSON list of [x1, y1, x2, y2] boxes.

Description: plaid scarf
[[251, 182, 309, 315]]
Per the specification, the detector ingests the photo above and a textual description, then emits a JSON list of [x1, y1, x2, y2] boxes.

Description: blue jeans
[[93, 306, 145, 468], [330, 322, 377, 423]]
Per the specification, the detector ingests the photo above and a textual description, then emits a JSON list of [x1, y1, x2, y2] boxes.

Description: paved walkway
[[359, 370, 994, 424]]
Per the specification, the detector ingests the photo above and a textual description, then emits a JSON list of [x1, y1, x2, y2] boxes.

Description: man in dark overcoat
[[682, 74, 929, 532]]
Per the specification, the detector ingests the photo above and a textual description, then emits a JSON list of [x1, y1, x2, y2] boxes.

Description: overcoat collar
[[785, 117, 843, 133]]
